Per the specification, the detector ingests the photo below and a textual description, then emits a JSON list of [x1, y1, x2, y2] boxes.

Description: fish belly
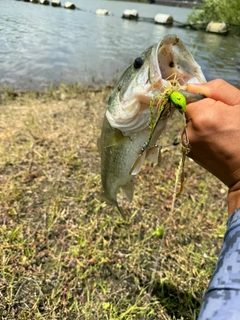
[[100, 116, 166, 206]]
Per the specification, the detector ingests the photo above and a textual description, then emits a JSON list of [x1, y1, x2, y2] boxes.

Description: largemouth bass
[[99, 34, 206, 213]]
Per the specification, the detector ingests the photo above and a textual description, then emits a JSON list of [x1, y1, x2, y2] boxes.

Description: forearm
[[198, 208, 240, 319]]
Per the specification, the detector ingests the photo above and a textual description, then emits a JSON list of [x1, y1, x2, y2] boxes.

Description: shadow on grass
[[152, 280, 201, 319]]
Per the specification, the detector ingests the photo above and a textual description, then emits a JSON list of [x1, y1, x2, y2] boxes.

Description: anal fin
[[121, 180, 134, 203]]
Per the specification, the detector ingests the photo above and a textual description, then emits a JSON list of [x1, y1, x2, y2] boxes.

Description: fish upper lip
[[150, 42, 164, 88]]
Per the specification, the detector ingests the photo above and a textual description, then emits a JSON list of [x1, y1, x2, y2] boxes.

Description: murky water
[[1, 0, 240, 90]]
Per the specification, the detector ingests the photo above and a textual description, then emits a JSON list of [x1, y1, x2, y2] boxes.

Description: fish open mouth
[[154, 34, 206, 88]]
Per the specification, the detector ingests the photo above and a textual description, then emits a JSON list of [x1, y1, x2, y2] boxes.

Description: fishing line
[[141, 156, 183, 320]]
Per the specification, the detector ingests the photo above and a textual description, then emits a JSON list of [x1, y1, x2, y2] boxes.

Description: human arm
[[197, 208, 240, 320], [185, 79, 240, 319], [185, 79, 240, 216]]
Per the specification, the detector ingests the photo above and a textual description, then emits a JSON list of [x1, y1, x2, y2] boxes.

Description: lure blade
[[130, 149, 147, 176], [145, 145, 162, 166]]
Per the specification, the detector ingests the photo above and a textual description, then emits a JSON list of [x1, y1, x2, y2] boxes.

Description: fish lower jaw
[[106, 110, 151, 135]]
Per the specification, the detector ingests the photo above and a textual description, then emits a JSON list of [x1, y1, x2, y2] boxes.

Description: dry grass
[[0, 84, 227, 319]]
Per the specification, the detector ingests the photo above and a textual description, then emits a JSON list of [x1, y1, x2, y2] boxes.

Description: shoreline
[[0, 80, 116, 95], [0, 80, 239, 98], [0, 83, 113, 106], [113, 0, 202, 9], [153, 0, 202, 8]]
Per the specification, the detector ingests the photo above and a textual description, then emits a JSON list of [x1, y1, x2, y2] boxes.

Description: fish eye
[[134, 57, 144, 69]]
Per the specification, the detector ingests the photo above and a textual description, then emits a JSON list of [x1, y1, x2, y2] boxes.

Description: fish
[[98, 34, 206, 213]]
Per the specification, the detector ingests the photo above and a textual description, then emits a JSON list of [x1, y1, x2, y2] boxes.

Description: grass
[[0, 84, 228, 319]]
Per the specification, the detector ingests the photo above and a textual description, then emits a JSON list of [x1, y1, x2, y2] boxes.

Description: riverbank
[[114, 0, 202, 8], [0, 85, 227, 319], [155, 0, 202, 8]]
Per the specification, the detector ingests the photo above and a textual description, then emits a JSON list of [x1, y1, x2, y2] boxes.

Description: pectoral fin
[[104, 129, 127, 148]]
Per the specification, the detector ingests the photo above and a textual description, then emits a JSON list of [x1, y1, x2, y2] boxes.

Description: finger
[[184, 98, 228, 131], [187, 79, 240, 106], [185, 97, 219, 119]]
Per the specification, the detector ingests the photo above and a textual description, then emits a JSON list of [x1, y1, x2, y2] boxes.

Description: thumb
[[187, 79, 240, 106]]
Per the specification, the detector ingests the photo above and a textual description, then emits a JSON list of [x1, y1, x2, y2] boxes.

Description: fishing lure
[[169, 91, 186, 113], [130, 85, 190, 195]]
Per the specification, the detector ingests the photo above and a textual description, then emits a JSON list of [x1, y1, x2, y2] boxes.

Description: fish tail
[[101, 191, 126, 218], [116, 202, 126, 219]]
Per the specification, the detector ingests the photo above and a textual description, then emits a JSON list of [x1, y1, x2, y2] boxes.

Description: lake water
[[1, 0, 240, 90]]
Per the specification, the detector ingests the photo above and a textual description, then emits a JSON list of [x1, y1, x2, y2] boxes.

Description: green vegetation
[[0, 84, 227, 319], [188, 0, 240, 35]]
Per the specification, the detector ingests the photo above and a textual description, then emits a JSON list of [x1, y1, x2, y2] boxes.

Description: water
[[1, 0, 240, 90]]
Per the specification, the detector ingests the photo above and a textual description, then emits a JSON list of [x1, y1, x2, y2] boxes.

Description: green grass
[[0, 84, 227, 319]]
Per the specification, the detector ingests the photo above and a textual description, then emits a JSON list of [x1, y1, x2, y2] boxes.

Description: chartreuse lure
[[169, 91, 186, 113]]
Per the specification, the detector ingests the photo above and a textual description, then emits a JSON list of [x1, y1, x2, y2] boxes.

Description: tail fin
[[100, 191, 126, 219]]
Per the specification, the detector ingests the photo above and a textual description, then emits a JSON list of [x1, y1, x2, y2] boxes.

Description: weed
[[0, 85, 227, 319]]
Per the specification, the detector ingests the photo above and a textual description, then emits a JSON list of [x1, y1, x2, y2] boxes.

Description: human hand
[[185, 79, 240, 215]]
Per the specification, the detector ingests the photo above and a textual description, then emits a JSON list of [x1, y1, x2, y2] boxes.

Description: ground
[[0, 84, 227, 319]]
